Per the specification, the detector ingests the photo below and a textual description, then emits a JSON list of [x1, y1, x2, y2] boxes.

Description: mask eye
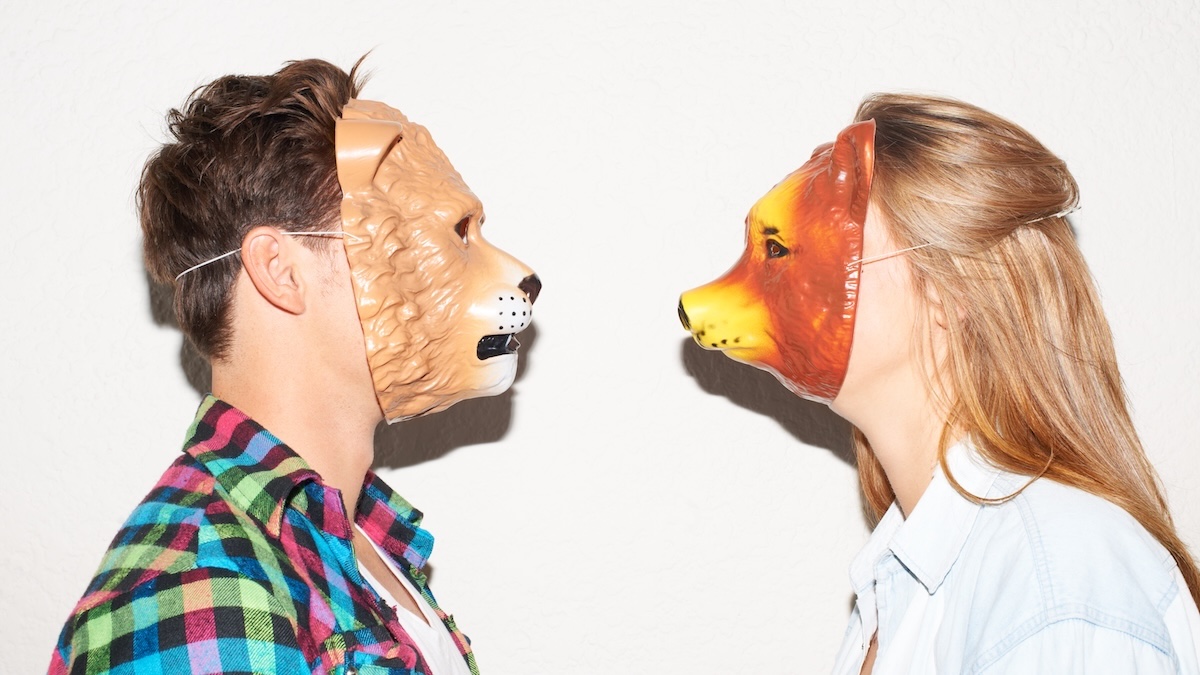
[[766, 239, 789, 259], [454, 217, 470, 245]]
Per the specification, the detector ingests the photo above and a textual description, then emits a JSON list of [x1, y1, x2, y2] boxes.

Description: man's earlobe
[[242, 226, 306, 315]]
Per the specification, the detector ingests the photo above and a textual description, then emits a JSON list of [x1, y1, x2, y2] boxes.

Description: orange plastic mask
[[336, 100, 541, 422], [678, 120, 875, 403]]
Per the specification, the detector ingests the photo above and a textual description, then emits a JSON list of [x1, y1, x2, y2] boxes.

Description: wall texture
[[2, 1, 1197, 673]]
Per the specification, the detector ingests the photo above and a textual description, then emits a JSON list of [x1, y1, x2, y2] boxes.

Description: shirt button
[[345, 667, 357, 675]]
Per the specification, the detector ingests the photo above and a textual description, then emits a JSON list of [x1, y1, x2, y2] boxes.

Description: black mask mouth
[[477, 334, 520, 360]]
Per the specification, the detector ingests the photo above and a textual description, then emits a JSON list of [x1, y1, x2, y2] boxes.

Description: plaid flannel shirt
[[51, 395, 478, 674]]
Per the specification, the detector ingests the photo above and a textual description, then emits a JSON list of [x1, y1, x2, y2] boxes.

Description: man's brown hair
[[140, 58, 365, 359]]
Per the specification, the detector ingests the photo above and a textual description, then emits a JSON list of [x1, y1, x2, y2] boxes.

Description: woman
[[830, 94, 1200, 673]]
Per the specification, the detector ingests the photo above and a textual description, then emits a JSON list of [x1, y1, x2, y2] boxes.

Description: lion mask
[[336, 99, 541, 422]]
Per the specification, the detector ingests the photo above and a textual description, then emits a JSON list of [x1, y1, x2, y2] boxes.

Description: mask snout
[[677, 299, 691, 331], [519, 274, 542, 304]]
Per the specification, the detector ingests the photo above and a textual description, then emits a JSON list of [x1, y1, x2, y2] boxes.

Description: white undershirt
[[356, 528, 472, 675]]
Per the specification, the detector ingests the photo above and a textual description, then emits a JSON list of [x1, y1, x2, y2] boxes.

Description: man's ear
[[241, 226, 307, 315]]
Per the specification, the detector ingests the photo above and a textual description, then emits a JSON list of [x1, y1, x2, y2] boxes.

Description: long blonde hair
[[852, 93, 1200, 605]]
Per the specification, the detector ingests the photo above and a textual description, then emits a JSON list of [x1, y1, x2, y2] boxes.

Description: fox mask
[[678, 120, 876, 403]]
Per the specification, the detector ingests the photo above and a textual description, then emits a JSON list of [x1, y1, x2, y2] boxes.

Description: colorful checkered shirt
[[51, 395, 479, 674]]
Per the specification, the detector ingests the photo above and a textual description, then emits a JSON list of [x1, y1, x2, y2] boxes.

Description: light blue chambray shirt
[[832, 441, 1200, 674]]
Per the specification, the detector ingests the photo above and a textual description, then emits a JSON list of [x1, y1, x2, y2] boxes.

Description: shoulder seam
[[970, 605, 1176, 673]]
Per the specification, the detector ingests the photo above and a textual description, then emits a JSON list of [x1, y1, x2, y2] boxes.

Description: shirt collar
[[850, 440, 1009, 596], [184, 395, 322, 536], [182, 396, 432, 570], [356, 474, 434, 571]]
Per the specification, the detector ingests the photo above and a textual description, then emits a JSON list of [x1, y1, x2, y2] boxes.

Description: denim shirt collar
[[850, 440, 1010, 597]]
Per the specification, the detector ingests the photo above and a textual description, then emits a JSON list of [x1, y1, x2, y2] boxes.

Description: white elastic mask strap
[[854, 242, 937, 268], [174, 231, 361, 281], [849, 205, 1079, 270], [1026, 204, 1080, 224]]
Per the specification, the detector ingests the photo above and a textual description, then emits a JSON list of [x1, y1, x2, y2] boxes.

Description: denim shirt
[[832, 442, 1200, 674]]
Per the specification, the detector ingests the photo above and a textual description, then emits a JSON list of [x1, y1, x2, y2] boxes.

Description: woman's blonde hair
[[852, 93, 1200, 605]]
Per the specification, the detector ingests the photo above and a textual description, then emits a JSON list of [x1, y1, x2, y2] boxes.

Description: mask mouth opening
[[476, 333, 520, 360]]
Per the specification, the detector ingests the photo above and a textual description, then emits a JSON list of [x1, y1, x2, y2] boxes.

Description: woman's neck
[[834, 366, 953, 518]]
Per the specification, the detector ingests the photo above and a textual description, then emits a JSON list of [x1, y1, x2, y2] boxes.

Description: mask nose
[[677, 298, 691, 330], [519, 274, 542, 304]]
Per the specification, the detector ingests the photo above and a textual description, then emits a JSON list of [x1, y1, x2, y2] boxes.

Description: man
[[51, 58, 539, 674]]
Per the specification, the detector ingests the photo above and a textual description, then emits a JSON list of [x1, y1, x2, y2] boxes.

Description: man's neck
[[211, 358, 381, 521]]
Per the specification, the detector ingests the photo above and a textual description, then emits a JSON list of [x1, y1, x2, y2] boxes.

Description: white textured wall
[[3, 1, 1198, 672]]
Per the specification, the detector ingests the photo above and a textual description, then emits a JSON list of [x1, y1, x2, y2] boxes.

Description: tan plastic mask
[[336, 99, 541, 422], [678, 120, 875, 403]]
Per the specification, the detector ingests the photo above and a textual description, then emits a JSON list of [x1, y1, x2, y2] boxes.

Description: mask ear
[[827, 119, 876, 228], [335, 102, 405, 194]]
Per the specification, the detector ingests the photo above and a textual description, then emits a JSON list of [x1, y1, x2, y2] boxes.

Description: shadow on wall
[[149, 273, 213, 393], [372, 393, 511, 469], [679, 338, 854, 467]]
